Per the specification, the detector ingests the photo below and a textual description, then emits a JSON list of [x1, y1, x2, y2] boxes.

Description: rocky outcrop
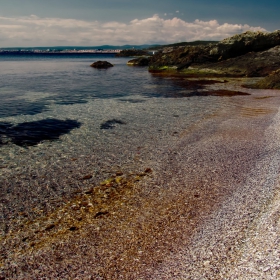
[[211, 30, 280, 60], [127, 57, 151, 66], [183, 45, 280, 77], [116, 49, 149, 57], [90, 61, 114, 68], [251, 69, 280, 89], [149, 30, 280, 75], [149, 45, 214, 71]]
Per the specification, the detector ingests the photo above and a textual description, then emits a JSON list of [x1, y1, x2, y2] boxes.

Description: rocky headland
[[116, 49, 149, 57], [147, 30, 280, 88], [127, 56, 151, 66]]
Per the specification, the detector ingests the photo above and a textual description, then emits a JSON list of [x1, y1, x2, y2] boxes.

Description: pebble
[[204, 261, 210, 267], [82, 174, 93, 180], [263, 266, 271, 272]]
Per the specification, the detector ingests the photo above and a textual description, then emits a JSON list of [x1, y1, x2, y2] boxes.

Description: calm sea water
[[0, 52, 231, 219], [0, 53, 218, 146], [2, 55, 280, 280], [0, 53, 192, 118], [0, 54, 143, 117]]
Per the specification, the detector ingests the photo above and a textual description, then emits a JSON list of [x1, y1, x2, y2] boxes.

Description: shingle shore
[[1, 79, 280, 279]]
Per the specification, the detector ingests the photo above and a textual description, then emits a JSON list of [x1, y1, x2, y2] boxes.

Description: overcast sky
[[1, 0, 279, 47]]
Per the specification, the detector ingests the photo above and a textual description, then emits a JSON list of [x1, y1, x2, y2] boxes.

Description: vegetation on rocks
[[252, 69, 280, 89], [146, 30, 280, 88], [127, 57, 151, 66], [116, 49, 149, 57]]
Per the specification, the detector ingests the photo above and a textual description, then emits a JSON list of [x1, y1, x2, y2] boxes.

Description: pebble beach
[[1, 72, 280, 279]]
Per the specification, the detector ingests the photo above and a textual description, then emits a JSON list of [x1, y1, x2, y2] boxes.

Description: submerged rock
[[0, 119, 81, 147], [100, 119, 126, 129], [90, 61, 114, 68]]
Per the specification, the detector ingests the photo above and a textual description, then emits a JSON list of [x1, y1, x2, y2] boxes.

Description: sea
[[0, 53, 277, 215], [0, 51, 233, 224], [2, 53, 280, 278], [0, 53, 227, 147]]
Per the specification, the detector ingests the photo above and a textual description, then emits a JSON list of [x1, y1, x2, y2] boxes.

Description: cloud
[[0, 14, 267, 47]]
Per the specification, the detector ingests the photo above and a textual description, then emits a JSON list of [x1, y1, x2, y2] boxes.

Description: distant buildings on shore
[[0, 48, 122, 54]]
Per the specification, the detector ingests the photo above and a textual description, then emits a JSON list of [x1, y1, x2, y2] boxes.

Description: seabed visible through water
[[1, 76, 280, 279]]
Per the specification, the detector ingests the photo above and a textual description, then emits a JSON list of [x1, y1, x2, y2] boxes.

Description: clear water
[[3, 53, 280, 280], [0, 54, 195, 118], [2, 53, 279, 262], [0, 53, 225, 147], [0, 53, 233, 218]]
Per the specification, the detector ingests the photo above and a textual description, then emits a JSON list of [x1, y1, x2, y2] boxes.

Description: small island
[[90, 60, 114, 68]]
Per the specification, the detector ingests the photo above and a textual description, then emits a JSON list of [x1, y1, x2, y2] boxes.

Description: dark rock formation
[[188, 45, 280, 77], [149, 45, 214, 71], [251, 69, 280, 89], [90, 61, 114, 68], [116, 49, 149, 57], [100, 119, 126, 129], [211, 30, 280, 60], [149, 30, 280, 75], [127, 57, 151, 66]]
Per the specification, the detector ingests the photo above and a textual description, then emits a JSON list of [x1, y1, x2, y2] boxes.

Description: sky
[[0, 0, 280, 47]]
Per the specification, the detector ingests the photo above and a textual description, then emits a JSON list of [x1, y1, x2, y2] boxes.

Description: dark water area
[[0, 98, 49, 118], [0, 119, 81, 147]]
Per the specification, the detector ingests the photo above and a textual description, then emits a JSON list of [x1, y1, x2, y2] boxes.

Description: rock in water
[[90, 61, 114, 68], [127, 57, 150, 66], [253, 69, 280, 89]]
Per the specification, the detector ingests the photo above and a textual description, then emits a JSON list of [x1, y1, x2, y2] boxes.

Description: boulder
[[127, 57, 151, 66], [90, 61, 114, 68], [252, 69, 280, 89]]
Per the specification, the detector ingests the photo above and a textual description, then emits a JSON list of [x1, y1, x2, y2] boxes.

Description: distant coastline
[[0, 44, 158, 55], [0, 49, 121, 55]]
